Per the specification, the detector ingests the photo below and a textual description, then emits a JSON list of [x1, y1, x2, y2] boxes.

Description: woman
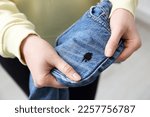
[[0, 0, 141, 99]]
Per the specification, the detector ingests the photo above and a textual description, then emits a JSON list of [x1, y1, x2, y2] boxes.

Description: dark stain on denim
[[82, 52, 93, 62]]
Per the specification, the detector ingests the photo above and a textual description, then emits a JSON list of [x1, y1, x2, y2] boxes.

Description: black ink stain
[[82, 52, 93, 62]]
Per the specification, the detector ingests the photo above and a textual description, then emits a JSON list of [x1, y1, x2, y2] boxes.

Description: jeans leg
[[0, 55, 99, 100], [0, 55, 96, 100], [69, 75, 100, 100], [29, 74, 69, 100]]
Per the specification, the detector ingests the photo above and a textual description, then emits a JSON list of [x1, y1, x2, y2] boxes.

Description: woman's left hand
[[105, 9, 141, 62]]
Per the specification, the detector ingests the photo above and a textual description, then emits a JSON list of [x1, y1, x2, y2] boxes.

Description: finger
[[44, 74, 67, 88], [34, 74, 67, 88], [54, 56, 81, 82], [116, 45, 133, 62], [105, 30, 122, 57], [116, 39, 141, 62]]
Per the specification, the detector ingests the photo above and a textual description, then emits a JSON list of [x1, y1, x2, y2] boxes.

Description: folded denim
[[51, 0, 124, 87], [29, 76, 69, 100], [29, 0, 124, 100]]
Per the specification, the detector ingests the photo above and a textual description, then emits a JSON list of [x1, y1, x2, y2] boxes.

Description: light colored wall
[[136, 0, 150, 25]]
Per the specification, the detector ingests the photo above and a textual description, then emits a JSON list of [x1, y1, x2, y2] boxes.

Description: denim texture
[[51, 0, 124, 87], [29, 75, 69, 100], [29, 0, 124, 99]]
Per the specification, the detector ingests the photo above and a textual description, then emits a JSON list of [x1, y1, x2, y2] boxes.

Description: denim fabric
[[29, 0, 124, 99], [51, 0, 124, 87], [29, 75, 69, 100]]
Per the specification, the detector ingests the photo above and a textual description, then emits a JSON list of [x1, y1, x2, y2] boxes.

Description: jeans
[[29, 0, 124, 100], [29, 75, 69, 100]]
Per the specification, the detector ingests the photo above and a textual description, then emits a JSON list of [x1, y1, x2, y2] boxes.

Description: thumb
[[105, 30, 122, 57], [54, 56, 81, 82]]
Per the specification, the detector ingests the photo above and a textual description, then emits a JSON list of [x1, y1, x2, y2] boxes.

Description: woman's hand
[[105, 9, 141, 62], [20, 35, 81, 88]]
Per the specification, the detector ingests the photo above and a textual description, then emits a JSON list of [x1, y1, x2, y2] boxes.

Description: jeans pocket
[[88, 0, 112, 32], [51, 0, 124, 87]]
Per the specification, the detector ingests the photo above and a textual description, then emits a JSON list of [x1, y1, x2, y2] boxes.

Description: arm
[[110, 0, 138, 16], [0, 0, 36, 63], [0, 0, 81, 88]]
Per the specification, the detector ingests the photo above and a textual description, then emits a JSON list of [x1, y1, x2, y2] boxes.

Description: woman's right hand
[[20, 35, 81, 88]]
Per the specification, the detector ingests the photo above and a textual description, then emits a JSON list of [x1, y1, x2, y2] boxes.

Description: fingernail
[[72, 73, 81, 81], [105, 48, 113, 57]]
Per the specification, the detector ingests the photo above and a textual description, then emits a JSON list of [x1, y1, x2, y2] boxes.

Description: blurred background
[[0, 0, 150, 100]]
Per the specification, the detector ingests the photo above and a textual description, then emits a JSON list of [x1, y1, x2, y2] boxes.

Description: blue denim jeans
[[29, 0, 124, 100], [29, 75, 69, 100]]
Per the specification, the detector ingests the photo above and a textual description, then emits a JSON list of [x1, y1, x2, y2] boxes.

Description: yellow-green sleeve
[[0, 0, 37, 64], [0, 0, 138, 65], [110, 0, 138, 16]]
